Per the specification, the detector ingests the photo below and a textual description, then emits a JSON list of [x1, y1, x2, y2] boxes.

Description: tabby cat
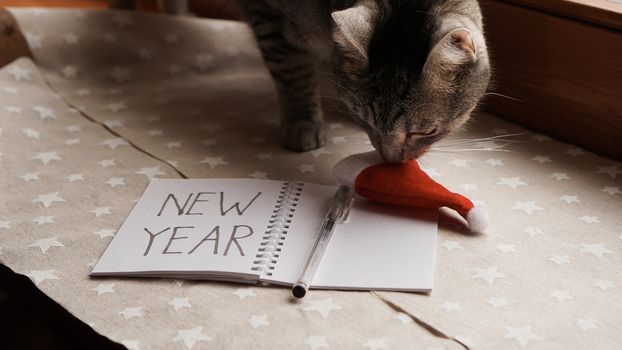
[[111, 0, 491, 163]]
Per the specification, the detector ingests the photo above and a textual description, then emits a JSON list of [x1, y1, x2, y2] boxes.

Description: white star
[[592, 279, 615, 290], [440, 302, 461, 312], [3, 106, 21, 113], [566, 147, 585, 156], [119, 307, 142, 319], [497, 177, 527, 189], [576, 318, 597, 331], [93, 283, 115, 295], [22, 128, 40, 139], [166, 141, 182, 148], [233, 288, 256, 300], [98, 159, 116, 168], [120, 340, 140, 350], [597, 165, 621, 178], [76, 88, 91, 96], [305, 335, 328, 350], [249, 171, 268, 179], [249, 314, 269, 328], [105, 102, 127, 112], [199, 156, 228, 169], [148, 130, 163, 137], [138, 47, 151, 59], [24, 31, 43, 49], [201, 123, 222, 133], [550, 172, 570, 180], [172, 326, 211, 349], [33, 216, 54, 225], [135, 166, 165, 179], [496, 244, 516, 253], [532, 155, 552, 164], [548, 255, 570, 265], [61, 65, 77, 78], [93, 229, 116, 239], [472, 266, 506, 284], [297, 164, 315, 173], [449, 158, 469, 168], [512, 201, 544, 215], [111, 12, 134, 27], [194, 54, 214, 71], [459, 183, 477, 191], [145, 116, 161, 123], [21, 172, 40, 181], [580, 243, 613, 258], [101, 137, 129, 149], [602, 186, 621, 196], [106, 177, 125, 188], [504, 326, 541, 347], [393, 312, 413, 325], [64, 138, 80, 146], [301, 298, 342, 318], [1, 86, 18, 94], [164, 32, 179, 44], [0, 220, 10, 230], [64, 32, 79, 44], [33, 192, 65, 208], [440, 240, 462, 250], [201, 138, 216, 146], [421, 167, 442, 178], [169, 297, 192, 310], [550, 289, 573, 302], [331, 136, 347, 144], [66, 173, 84, 182], [560, 195, 580, 204], [487, 297, 509, 308], [32, 151, 61, 165], [579, 216, 600, 224], [363, 338, 388, 350], [256, 153, 272, 160], [30, 237, 64, 254], [310, 148, 331, 157], [90, 207, 111, 217], [32, 106, 56, 119], [7, 65, 31, 81], [167, 64, 182, 75], [66, 125, 82, 133], [110, 66, 132, 82], [27, 270, 58, 285]]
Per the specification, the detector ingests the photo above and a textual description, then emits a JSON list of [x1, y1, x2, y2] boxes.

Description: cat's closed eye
[[407, 128, 438, 139]]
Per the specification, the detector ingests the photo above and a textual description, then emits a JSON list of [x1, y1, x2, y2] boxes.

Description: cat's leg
[[108, 0, 136, 10], [243, 6, 326, 151]]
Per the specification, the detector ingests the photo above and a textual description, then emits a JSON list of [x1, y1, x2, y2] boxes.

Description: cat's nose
[[380, 144, 405, 164]]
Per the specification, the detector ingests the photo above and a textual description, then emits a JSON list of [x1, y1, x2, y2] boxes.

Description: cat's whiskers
[[483, 92, 522, 102]]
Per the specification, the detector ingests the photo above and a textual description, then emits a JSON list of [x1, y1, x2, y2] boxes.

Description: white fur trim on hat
[[466, 206, 490, 234]]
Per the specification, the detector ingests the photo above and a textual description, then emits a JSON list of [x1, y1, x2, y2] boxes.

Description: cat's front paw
[[280, 120, 326, 152]]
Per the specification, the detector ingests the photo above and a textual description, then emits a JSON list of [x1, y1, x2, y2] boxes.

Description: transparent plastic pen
[[292, 185, 355, 298]]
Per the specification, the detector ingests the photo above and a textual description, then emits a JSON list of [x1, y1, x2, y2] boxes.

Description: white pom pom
[[466, 206, 490, 234]]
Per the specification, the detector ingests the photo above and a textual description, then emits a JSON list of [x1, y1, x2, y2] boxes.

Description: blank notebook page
[[264, 183, 438, 291]]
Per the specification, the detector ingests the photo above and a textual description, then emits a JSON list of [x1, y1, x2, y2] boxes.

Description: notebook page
[[91, 178, 285, 280], [264, 184, 437, 291]]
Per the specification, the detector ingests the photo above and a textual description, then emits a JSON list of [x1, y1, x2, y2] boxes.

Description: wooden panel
[[481, 0, 622, 160], [501, 0, 622, 31]]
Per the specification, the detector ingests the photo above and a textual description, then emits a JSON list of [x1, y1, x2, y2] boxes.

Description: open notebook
[[91, 178, 437, 292]]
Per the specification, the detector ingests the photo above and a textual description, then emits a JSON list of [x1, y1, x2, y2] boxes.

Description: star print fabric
[[0, 8, 621, 350]]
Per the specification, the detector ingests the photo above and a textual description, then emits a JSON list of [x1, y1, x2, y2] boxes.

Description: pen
[[292, 185, 355, 298]]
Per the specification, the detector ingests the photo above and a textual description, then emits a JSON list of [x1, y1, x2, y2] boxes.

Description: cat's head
[[330, 0, 491, 163]]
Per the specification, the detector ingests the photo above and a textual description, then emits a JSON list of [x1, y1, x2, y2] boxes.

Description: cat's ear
[[331, 1, 377, 60], [436, 28, 478, 65]]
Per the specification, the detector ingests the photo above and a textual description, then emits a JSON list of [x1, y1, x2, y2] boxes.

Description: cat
[[236, 0, 491, 162], [110, 0, 491, 163]]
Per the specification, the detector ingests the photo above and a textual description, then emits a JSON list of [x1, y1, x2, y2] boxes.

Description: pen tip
[[292, 285, 306, 298]]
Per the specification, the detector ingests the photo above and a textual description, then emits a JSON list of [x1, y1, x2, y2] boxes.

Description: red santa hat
[[333, 152, 489, 233]]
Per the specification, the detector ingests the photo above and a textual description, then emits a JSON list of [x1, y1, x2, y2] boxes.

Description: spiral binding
[[251, 182, 303, 276]]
